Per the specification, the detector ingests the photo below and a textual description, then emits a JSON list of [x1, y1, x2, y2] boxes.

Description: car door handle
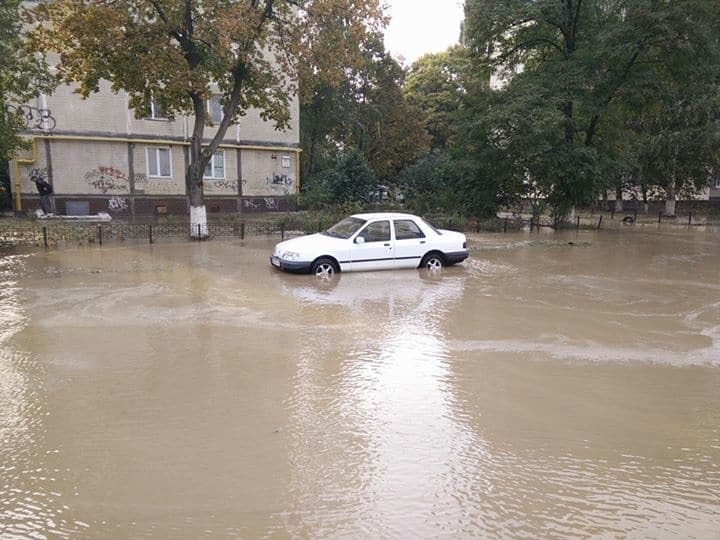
[[384, 243, 391, 247], [420, 241, 426, 244]]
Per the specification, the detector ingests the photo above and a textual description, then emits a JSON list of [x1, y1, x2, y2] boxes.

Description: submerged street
[[1, 227, 719, 538]]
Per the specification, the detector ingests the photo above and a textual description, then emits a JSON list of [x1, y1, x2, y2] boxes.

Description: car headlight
[[282, 251, 300, 261]]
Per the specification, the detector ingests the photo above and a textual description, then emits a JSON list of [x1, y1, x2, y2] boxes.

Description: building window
[[204, 150, 225, 179], [147, 147, 172, 178], [147, 96, 166, 120], [207, 96, 223, 124]]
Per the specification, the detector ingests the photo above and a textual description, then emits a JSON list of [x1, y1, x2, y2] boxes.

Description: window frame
[[147, 96, 167, 120], [207, 95, 224, 124], [358, 220, 391, 243], [394, 219, 426, 240], [146, 146, 172, 179], [203, 150, 226, 180]]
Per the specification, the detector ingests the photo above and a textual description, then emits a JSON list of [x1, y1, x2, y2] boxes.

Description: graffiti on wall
[[108, 196, 128, 212], [264, 197, 278, 210], [29, 167, 48, 183], [134, 173, 148, 190], [204, 179, 239, 193], [85, 166, 129, 193]]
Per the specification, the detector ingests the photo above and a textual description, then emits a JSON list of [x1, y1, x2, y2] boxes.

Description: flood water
[[1, 227, 719, 538]]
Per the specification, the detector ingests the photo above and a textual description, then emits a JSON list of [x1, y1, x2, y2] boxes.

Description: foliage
[[459, 0, 720, 219], [300, 35, 428, 187], [300, 149, 377, 210], [0, 0, 56, 163], [29, 0, 385, 209], [396, 151, 454, 215], [404, 46, 473, 150]]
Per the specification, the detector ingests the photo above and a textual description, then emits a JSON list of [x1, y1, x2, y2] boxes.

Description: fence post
[[42, 226, 48, 248], [477, 219, 481, 233], [576, 216, 580, 230], [197, 223, 201, 239], [503, 218, 508, 233], [658, 211, 662, 224], [688, 212, 692, 226], [149, 224, 153, 244], [281, 222, 285, 240], [98, 224, 103, 245], [597, 215, 603, 230], [241, 223, 245, 240], [633, 209, 638, 221]]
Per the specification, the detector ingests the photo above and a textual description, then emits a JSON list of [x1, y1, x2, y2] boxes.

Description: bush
[[300, 150, 377, 210]]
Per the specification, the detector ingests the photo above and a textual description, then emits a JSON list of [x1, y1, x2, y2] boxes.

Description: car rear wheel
[[420, 252, 444, 271], [311, 258, 338, 280]]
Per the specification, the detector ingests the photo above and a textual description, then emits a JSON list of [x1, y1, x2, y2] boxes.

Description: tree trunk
[[664, 180, 677, 217], [614, 186, 623, 212], [188, 101, 208, 238]]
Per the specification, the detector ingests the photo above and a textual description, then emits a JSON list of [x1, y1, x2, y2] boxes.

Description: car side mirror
[[355, 236, 365, 244]]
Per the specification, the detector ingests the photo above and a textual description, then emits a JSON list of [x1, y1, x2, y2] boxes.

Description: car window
[[358, 221, 391, 243], [394, 219, 425, 240], [323, 217, 366, 239]]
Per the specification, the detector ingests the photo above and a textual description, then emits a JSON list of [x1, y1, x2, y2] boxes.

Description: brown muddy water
[[1, 227, 719, 538]]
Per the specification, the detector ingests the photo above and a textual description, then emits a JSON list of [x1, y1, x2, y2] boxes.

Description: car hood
[[274, 233, 348, 256]]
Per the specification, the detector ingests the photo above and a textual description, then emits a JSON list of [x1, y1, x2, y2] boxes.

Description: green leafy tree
[[301, 35, 428, 189], [461, 0, 719, 219], [0, 0, 56, 163], [29, 0, 384, 234], [404, 46, 472, 151]]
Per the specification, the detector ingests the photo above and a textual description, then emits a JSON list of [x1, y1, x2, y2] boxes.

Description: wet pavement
[[1, 227, 719, 538]]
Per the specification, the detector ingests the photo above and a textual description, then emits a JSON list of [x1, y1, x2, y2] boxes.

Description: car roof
[[351, 212, 420, 220]]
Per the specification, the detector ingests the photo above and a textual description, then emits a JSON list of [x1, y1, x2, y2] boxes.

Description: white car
[[270, 212, 469, 277]]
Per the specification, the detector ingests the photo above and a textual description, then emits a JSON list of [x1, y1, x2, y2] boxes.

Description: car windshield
[[322, 217, 367, 239]]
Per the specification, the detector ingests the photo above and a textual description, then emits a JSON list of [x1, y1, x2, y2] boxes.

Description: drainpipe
[[12, 137, 38, 212]]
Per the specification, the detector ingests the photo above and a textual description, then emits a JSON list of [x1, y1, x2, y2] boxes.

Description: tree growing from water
[[29, 0, 384, 235]]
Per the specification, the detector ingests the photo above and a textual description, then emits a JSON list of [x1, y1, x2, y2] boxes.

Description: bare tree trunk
[[665, 179, 677, 217], [188, 95, 208, 238], [614, 185, 623, 212]]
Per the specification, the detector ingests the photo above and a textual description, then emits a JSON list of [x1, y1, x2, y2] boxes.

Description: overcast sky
[[383, 0, 465, 65]]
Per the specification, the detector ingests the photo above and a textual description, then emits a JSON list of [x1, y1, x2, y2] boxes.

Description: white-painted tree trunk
[[190, 205, 208, 238], [665, 198, 676, 217]]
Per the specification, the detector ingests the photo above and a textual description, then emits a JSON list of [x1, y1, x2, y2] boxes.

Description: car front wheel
[[311, 257, 338, 280], [420, 252, 444, 271]]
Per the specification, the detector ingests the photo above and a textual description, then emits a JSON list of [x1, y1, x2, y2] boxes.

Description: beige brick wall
[[242, 150, 297, 196], [49, 81, 130, 134], [46, 81, 299, 147], [51, 140, 131, 195]]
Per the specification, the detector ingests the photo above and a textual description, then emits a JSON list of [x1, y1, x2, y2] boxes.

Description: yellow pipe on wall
[[12, 137, 39, 212]]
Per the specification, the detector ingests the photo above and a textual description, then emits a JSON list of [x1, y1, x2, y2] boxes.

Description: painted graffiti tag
[[85, 166, 129, 194], [243, 199, 259, 209], [108, 196, 128, 211], [264, 198, 278, 210], [29, 167, 48, 183], [266, 174, 293, 186], [204, 179, 239, 193]]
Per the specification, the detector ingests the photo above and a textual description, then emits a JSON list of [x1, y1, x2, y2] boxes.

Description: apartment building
[[11, 80, 300, 219]]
